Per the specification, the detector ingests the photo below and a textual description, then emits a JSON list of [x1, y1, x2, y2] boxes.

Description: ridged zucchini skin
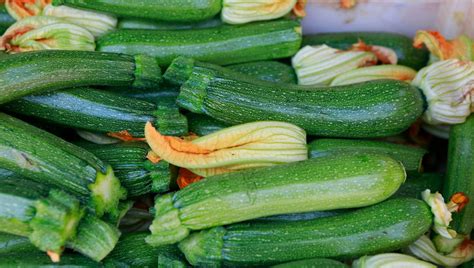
[[0, 113, 126, 217], [78, 142, 174, 197], [0, 50, 161, 104], [0, 253, 101, 267], [308, 139, 427, 172], [4, 87, 188, 137], [395, 173, 443, 198], [444, 115, 474, 235], [118, 17, 222, 30], [227, 61, 297, 84], [0, 6, 14, 35], [104, 232, 186, 268], [178, 198, 432, 267], [54, 0, 222, 22], [146, 153, 406, 246], [302, 32, 429, 70], [97, 20, 302, 66], [167, 58, 424, 138], [272, 258, 349, 268]]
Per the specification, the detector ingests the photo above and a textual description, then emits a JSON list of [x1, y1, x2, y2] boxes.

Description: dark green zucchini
[[112, 86, 179, 104], [0, 253, 101, 267], [309, 139, 427, 172], [255, 210, 346, 223], [0, 113, 126, 217], [165, 57, 424, 138], [444, 115, 474, 235], [0, 233, 38, 255], [395, 173, 443, 198], [272, 258, 349, 268], [178, 198, 432, 266], [97, 20, 302, 66], [302, 32, 429, 70], [104, 232, 185, 268], [227, 61, 297, 84], [0, 50, 161, 104], [3, 87, 188, 137], [118, 17, 222, 30], [0, 5, 14, 35], [187, 113, 230, 137], [54, 0, 222, 22], [77, 142, 176, 197]]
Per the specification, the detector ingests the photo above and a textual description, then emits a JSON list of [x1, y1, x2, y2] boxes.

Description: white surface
[[302, 0, 474, 38]]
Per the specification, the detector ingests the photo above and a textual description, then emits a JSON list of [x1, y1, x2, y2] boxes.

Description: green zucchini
[[4, 87, 188, 137], [302, 32, 429, 70], [165, 57, 424, 138], [77, 142, 176, 197], [104, 232, 186, 268], [146, 153, 406, 246], [444, 115, 474, 235], [97, 20, 302, 66], [0, 113, 126, 217], [395, 173, 443, 198], [272, 258, 349, 268], [187, 113, 230, 137], [0, 6, 14, 35], [255, 210, 346, 223], [178, 198, 432, 266], [54, 0, 222, 22], [0, 253, 101, 267], [0, 50, 161, 104], [308, 139, 427, 172], [227, 61, 297, 84], [0, 233, 37, 255], [112, 86, 179, 104], [118, 17, 222, 30]]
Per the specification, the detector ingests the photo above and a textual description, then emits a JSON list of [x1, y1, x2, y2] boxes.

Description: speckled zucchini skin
[[272, 258, 349, 268], [171, 58, 424, 138], [178, 198, 432, 267], [444, 115, 474, 235], [97, 20, 302, 66], [0, 253, 101, 267], [227, 61, 297, 84], [302, 32, 429, 70], [0, 6, 14, 35], [0, 50, 161, 104], [54, 0, 222, 22], [118, 17, 222, 30]]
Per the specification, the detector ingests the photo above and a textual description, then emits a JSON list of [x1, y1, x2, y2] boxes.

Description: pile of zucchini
[[0, 0, 473, 267]]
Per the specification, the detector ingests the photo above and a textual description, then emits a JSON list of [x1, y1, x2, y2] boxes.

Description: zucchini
[[0, 50, 161, 104], [308, 139, 427, 173], [178, 198, 432, 266], [0, 113, 126, 217], [444, 115, 474, 235], [165, 57, 424, 138], [187, 113, 230, 137], [118, 17, 222, 30], [104, 232, 186, 268], [146, 153, 406, 246], [4, 87, 188, 137], [0, 253, 101, 267], [0, 233, 37, 255], [302, 32, 429, 70], [54, 0, 222, 22], [0, 174, 120, 261], [0, 5, 14, 35], [227, 61, 297, 84], [77, 142, 176, 197], [272, 258, 348, 268], [97, 20, 302, 66], [395, 173, 443, 198], [255, 210, 345, 223]]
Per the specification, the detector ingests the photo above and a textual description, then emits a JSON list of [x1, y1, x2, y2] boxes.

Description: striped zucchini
[[4, 87, 188, 137], [272, 258, 348, 268], [97, 20, 302, 66], [54, 0, 222, 22], [444, 115, 474, 235], [78, 142, 176, 197], [0, 113, 126, 217], [302, 32, 429, 70], [178, 198, 432, 266], [146, 153, 406, 246], [165, 57, 424, 138], [309, 139, 427, 173], [118, 17, 222, 30], [0, 50, 161, 104]]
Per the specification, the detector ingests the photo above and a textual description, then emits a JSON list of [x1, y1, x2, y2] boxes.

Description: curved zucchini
[[444, 115, 474, 235], [4, 87, 188, 137], [302, 32, 429, 70], [227, 61, 297, 84], [166, 57, 424, 138], [118, 17, 222, 30], [146, 153, 406, 246], [0, 5, 14, 35], [54, 0, 222, 22], [308, 139, 427, 172], [0, 113, 126, 217], [0, 50, 161, 104], [77, 142, 175, 197], [272, 258, 348, 268], [178, 198, 432, 266], [97, 20, 302, 66]]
